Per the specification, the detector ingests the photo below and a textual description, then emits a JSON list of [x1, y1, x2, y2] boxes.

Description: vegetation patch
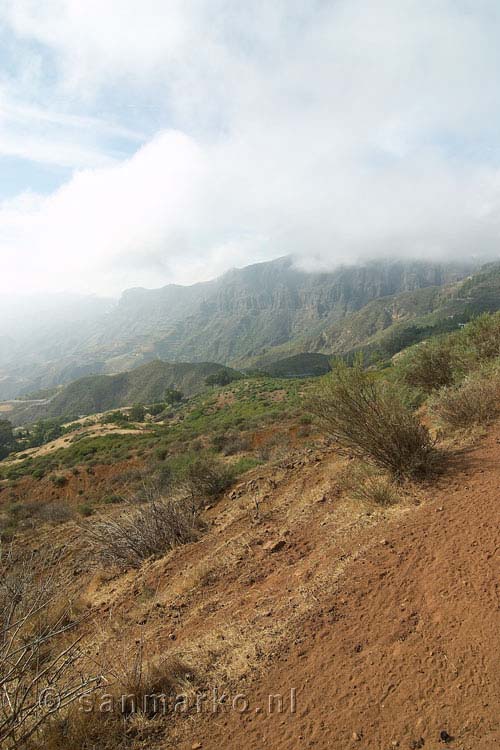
[[311, 358, 439, 480]]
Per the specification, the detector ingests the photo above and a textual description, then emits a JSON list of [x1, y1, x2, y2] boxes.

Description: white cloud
[[1, 1, 500, 294]]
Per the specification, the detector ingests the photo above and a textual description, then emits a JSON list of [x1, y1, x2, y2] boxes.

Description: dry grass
[[350, 472, 400, 506], [429, 367, 500, 430], [32, 638, 197, 749], [83, 495, 206, 568]]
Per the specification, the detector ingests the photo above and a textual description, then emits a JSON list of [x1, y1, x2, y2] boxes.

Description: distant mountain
[[308, 262, 500, 361], [111, 256, 474, 365], [7, 360, 241, 425], [0, 256, 487, 399]]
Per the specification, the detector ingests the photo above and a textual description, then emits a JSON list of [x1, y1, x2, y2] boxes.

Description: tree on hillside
[[0, 420, 15, 460], [165, 387, 183, 405], [129, 404, 146, 422], [27, 419, 63, 448], [205, 370, 238, 386]]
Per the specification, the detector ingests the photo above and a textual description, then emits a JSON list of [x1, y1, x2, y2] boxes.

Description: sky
[[1, 0, 500, 297]]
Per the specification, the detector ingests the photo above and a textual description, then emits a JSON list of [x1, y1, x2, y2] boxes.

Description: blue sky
[[1, 1, 500, 295]]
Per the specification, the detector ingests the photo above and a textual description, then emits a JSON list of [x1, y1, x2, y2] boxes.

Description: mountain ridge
[[0, 256, 490, 399]]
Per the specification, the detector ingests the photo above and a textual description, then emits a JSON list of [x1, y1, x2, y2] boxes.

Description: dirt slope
[[171, 431, 500, 750]]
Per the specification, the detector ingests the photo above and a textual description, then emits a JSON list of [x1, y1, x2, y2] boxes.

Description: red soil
[[174, 430, 500, 750]]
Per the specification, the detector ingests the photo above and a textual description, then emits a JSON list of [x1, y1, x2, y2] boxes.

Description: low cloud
[[2, 1, 500, 294]]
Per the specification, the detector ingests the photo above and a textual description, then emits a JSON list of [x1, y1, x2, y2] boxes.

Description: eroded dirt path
[[174, 431, 499, 750]]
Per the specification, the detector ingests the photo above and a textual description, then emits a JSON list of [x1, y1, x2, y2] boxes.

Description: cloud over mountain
[[1, 1, 500, 293]]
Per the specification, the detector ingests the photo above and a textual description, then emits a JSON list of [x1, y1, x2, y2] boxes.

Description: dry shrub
[[38, 501, 74, 524], [310, 358, 439, 481], [155, 452, 234, 501], [429, 367, 500, 430], [38, 646, 196, 749], [105, 648, 195, 716], [211, 431, 251, 455], [350, 472, 400, 506], [0, 551, 100, 749], [396, 338, 457, 393], [84, 496, 205, 568]]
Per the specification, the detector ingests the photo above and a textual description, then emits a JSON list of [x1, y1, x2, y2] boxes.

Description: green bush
[[205, 370, 241, 387], [0, 419, 15, 460], [461, 312, 500, 363], [129, 404, 146, 422], [310, 358, 439, 480]]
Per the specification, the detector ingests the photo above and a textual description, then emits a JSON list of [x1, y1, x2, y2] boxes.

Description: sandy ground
[[5, 423, 147, 463]]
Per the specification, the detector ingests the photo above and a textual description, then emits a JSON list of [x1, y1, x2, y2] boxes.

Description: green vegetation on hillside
[[0, 376, 308, 483], [7, 360, 242, 426], [260, 353, 332, 378], [0, 419, 15, 460], [323, 264, 500, 363]]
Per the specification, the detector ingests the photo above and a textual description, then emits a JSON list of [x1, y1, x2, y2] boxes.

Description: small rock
[[352, 731, 362, 741], [262, 539, 286, 553], [439, 731, 453, 744], [410, 740, 425, 749], [191, 744, 202, 750]]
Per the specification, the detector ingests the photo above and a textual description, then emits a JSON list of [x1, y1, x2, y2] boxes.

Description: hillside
[[0, 363, 498, 748], [172, 426, 500, 750], [0, 257, 476, 399], [6, 360, 241, 425], [260, 352, 332, 378], [302, 262, 500, 362]]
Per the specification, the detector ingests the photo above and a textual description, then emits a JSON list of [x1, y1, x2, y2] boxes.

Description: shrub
[[461, 312, 500, 363], [84, 496, 205, 568], [129, 404, 146, 422], [102, 494, 123, 505], [232, 456, 262, 474], [50, 474, 68, 488], [211, 431, 251, 455], [37, 648, 194, 749], [164, 387, 183, 405], [0, 552, 100, 748], [38, 502, 74, 524], [310, 359, 439, 480], [350, 472, 400, 506], [396, 338, 456, 393], [100, 411, 129, 426], [156, 452, 234, 500], [429, 366, 500, 430], [205, 369, 240, 386], [0, 419, 15, 460], [147, 402, 166, 416]]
